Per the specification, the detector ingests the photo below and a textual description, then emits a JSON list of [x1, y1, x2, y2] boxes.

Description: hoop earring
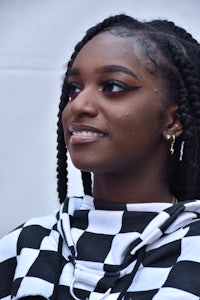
[[170, 134, 176, 156]]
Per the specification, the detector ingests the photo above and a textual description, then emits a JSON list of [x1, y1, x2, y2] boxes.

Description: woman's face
[[62, 32, 168, 175]]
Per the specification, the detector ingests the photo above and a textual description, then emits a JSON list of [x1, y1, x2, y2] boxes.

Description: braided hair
[[57, 14, 200, 203]]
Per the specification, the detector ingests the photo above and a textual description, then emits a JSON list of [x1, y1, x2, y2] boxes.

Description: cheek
[[115, 105, 161, 141], [62, 105, 71, 127], [110, 113, 137, 144], [120, 114, 137, 137], [61, 105, 72, 143]]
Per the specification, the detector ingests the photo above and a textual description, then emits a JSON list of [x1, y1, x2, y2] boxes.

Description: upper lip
[[68, 123, 108, 136]]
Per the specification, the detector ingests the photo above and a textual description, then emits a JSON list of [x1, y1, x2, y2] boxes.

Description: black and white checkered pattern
[[1, 196, 200, 299]]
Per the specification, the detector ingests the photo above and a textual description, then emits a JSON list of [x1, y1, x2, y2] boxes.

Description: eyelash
[[67, 80, 142, 101], [100, 80, 141, 97]]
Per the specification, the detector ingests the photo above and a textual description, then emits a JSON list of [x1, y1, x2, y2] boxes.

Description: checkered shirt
[[1, 196, 200, 300]]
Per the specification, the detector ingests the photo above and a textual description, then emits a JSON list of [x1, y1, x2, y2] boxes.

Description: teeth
[[72, 131, 105, 137]]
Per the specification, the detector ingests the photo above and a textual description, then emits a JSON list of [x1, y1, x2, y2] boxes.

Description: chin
[[72, 160, 106, 174], [71, 159, 93, 173]]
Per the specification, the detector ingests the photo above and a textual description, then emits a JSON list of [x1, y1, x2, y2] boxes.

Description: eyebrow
[[96, 65, 140, 81], [67, 68, 80, 77], [68, 64, 140, 81]]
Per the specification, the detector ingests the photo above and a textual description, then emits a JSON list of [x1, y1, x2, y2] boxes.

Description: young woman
[[0, 14, 200, 300]]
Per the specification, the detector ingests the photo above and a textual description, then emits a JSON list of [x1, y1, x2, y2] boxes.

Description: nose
[[67, 88, 98, 118]]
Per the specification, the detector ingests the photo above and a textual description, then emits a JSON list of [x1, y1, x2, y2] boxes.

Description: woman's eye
[[68, 83, 82, 101], [101, 80, 141, 97], [103, 82, 124, 94]]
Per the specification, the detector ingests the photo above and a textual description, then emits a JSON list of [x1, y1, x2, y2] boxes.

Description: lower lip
[[70, 135, 106, 145]]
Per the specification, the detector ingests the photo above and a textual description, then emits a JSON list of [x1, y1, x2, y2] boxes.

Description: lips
[[68, 123, 108, 144]]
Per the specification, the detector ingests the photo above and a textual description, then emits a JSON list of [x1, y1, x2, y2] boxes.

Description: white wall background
[[0, 0, 199, 237]]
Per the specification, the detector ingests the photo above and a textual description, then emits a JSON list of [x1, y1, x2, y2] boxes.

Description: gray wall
[[0, 0, 199, 237]]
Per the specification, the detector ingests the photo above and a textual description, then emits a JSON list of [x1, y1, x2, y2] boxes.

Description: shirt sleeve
[[0, 228, 22, 299], [153, 220, 200, 299]]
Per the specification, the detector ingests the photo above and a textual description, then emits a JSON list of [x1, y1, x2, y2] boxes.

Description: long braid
[[81, 171, 92, 196], [166, 38, 199, 200], [56, 99, 68, 203], [145, 20, 200, 200]]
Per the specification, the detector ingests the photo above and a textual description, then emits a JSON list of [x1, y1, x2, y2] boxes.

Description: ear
[[162, 104, 183, 139]]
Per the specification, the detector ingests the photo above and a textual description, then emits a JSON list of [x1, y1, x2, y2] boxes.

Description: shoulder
[[159, 218, 200, 298], [0, 213, 58, 262], [0, 213, 59, 298]]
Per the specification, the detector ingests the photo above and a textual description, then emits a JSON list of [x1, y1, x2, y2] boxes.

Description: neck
[[92, 156, 171, 204]]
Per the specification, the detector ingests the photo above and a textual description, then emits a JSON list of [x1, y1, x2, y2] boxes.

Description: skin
[[62, 32, 182, 204]]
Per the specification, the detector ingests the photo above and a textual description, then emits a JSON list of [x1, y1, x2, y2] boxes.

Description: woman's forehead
[[72, 33, 146, 70]]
